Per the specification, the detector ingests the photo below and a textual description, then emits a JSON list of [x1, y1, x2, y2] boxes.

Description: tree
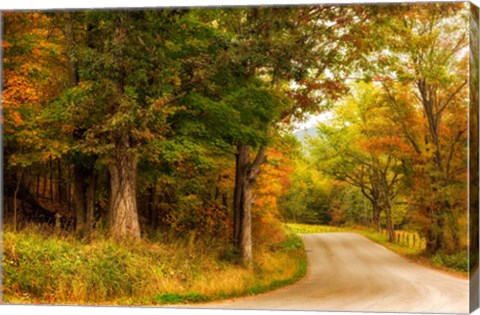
[[369, 3, 469, 253], [194, 5, 366, 265], [311, 82, 407, 241], [42, 10, 209, 238], [3, 13, 70, 227], [279, 153, 333, 225]]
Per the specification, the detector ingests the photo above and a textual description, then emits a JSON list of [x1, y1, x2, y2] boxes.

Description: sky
[[294, 111, 334, 131]]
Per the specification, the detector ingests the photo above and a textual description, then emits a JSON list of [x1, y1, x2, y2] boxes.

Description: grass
[[353, 227, 424, 257], [283, 223, 344, 234], [284, 223, 468, 275], [2, 225, 307, 305]]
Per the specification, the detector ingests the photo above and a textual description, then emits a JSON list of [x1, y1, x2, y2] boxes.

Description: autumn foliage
[[1, 2, 475, 304]]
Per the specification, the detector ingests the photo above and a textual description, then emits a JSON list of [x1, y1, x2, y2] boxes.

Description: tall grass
[[2, 225, 306, 305]]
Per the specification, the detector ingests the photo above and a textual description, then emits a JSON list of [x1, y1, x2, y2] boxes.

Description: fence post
[[397, 233, 400, 243]]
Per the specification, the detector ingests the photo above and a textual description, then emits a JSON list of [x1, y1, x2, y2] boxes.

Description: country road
[[191, 233, 469, 313]]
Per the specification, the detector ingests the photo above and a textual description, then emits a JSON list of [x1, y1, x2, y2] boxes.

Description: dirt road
[[196, 233, 469, 313]]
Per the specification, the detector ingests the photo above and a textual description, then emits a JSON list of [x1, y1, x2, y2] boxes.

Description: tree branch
[[247, 145, 268, 181]]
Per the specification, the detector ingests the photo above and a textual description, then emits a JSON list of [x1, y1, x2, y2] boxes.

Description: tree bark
[[13, 171, 23, 232], [108, 150, 140, 239], [233, 144, 249, 246], [35, 173, 40, 198], [425, 205, 443, 254], [384, 204, 395, 242], [49, 157, 54, 201], [64, 12, 98, 235], [57, 159, 67, 204], [240, 179, 253, 265], [73, 165, 87, 233], [233, 143, 267, 266], [371, 201, 381, 230], [85, 175, 96, 233], [64, 11, 79, 87]]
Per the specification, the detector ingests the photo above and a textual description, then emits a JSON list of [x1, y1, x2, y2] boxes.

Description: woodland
[[2, 2, 476, 304]]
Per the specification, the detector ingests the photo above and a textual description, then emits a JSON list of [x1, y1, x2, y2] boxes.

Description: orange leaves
[[10, 111, 24, 128], [3, 12, 68, 168], [254, 147, 294, 220], [2, 40, 12, 49], [2, 69, 40, 134], [252, 148, 290, 246], [360, 134, 412, 158]]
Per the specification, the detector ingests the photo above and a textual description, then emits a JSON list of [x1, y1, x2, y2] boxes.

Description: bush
[[431, 252, 469, 272]]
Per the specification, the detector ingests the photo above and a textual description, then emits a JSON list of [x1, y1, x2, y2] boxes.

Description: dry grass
[[2, 224, 306, 305]]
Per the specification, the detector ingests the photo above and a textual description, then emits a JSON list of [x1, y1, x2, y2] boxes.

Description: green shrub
[[432, 252, 469, 272]]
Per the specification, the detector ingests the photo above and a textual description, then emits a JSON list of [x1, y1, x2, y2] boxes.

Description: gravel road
[[193, 232, 469, 313]]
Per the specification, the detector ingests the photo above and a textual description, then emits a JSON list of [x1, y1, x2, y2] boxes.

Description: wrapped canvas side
[[470, 2, 480, 313]]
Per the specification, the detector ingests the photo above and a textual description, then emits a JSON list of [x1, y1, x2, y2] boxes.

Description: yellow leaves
[[132, 128, 156, 141], [10, 111, 23, 127], [172, 76, 182, 87]]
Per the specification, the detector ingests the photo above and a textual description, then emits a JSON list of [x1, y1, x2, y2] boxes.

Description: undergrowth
[[2, 225, 306, 305]]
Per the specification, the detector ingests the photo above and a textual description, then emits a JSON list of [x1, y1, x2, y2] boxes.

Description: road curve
[[195, 233, 469, 313]]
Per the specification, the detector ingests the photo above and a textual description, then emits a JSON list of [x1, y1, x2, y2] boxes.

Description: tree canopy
[[3, 3, 473, 266]]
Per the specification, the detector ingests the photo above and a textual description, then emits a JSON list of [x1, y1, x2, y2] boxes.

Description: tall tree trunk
[[108, 150, 140, 239], [49, 157, 54, 201], [65, 11, 97, 235], [13, 171, 23, 232], [240, 179, 254, 265], [371, 201, 381, 230], [35, 173, 40, 198], [214, 175, 221, 201], [222, 193, 228, 208], [233, 143, 267, 266], [233, 144, 249, 246], [74, 165, 87, 233], [425, 215, 443, 254], [236, 144, 252, 264], [67, 166, 71, 208], [424, 200, 451, 255], [85, 175, 96, 233], [42, 165, 47, 198], [65, 11, 79, 87], [381, 175, 395, 242], [57, 159, 67, 204], [384, 205, 395, 242]]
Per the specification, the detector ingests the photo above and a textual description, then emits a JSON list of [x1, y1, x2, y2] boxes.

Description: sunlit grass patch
[[282, 223, 345, 234], [2, 226, 306, 305], [354, 228, 424, 257]]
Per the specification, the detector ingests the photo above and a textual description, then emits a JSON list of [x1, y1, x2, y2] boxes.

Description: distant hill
[[293, 127, 317, 143]]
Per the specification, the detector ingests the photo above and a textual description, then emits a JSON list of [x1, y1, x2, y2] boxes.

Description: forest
[[2, 2, 476, 305]]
